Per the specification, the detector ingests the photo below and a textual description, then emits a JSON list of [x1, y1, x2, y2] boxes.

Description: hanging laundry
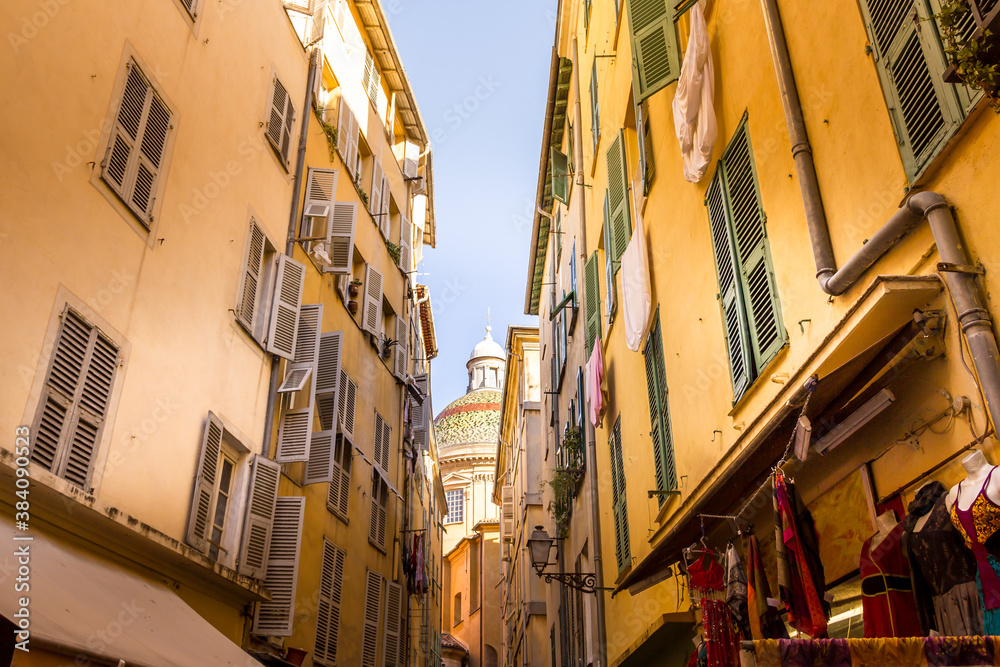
[[860, 522, 922, 638], [726, 542, 751, 639], [747, 531, 788, 641], [586, 339, 607, 427], [773, 471, 828, 637], [701, 598, 739, 667], [672, 1, 717, 183], [621, 212, 652, 352]]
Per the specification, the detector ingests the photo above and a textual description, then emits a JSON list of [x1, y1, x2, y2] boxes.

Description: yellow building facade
[[527, 0, 1000, 664]]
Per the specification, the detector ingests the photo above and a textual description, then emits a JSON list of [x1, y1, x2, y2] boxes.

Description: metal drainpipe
[[262, 48, 320, 457], [571, 34, 608, 667], [759, 0, 1000, 431]]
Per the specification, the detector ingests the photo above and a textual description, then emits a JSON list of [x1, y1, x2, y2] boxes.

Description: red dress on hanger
[[860, 523, 922, 638]]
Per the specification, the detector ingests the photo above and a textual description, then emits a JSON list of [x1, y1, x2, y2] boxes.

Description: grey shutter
[[583, 252, 601, 354], [279, 303, 323, 395], [362, 569, 383, 666], [305, 429, 336, 484], [338, 370, 358, 440], [370, 474, 387, 550], [326, 201, 357, 275], [315, 330, 344, 432], [186, 411, 224, 554], [606, 130, 632, 264], [398, 215, 412, 273], [238, 455, 281, 578], [303, 168, 338, 251], [371, 156, 383, 217], [266, 254, 306, 360], [327, 433, 352, 519], [394, 315, 408, 380], [858, 0, 963, 179], [627, 0, 681, 102], [363, 264, 383, 336], [276, 405, 314, 462], [102, 61, 171, 224], [315, 540, 346, 665], [267, 76, 292, 163], [706, 169, 752, 400], [551, 149, 570, 204], [374, 411, 390, 471], [238, 219, 266, 333], [722, 123, 786, 370], [253, 496, 305, 636], [589, 62, 600, 150], [642, 311, 676, 502], [383, 581, 402, 666], [412, 373, 429, 451]]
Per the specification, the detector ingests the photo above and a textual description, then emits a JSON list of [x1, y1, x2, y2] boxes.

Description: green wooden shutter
[[551, 149, 570, 205], [590, 62, 600, 151], [609, 416, 630, 572], [584, 252, 602, 354], [605, 131, 632, 265], [627, 0, 681, 102], [858, 0, 962, 180], [706, 169, 753, 400], [602, 193, 617, 325], [584, 0, 593, 31], [643, 310, 676, 503], [723, 122, 786, 370]]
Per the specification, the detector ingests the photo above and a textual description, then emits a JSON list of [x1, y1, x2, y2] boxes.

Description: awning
[[616, 275, 943, 596], [0, 518, 263, 666], [611, 612, 695, 667]]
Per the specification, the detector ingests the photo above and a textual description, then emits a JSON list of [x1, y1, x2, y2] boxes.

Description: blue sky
[[389, 1, 554, 411]]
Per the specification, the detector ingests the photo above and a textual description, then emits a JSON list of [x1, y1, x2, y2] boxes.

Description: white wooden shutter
[[394, 315, 407, 380], [374, 412, 387, 472], [363, 50, 376, 103], [238, 455, 281, 578], [276, 405, 314, 462], [315, 329, 344, 425], [237, 219, 266, 333], [398, 215, 411, 273], [380, 174, 390, 237], [362, 265, 383, 336], [278, 303, 322, 394], [186, 412, 224, 554], [370, 474, 387, 550], [266, 254, 306, 360], [501, 485, 515, 542], [267, 76, 293, 164], [326, 433, 352, 519], [303, 168, 337, 244], [362, 569, 383, 666], [337, 97, 351, 160], [338, 369, 357, 440], [254, 496, 305, 636], [304, 429, 335, 484], [315, 540, 346, 665], [382, 581, 402, 666], [412, 373, 428, 451], [370, 157, 383, 217], [326, 202, 357, 275]]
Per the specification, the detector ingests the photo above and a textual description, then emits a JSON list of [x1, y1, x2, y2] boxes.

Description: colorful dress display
[[860, 523, 922, 638], [950, 467, 1000, 633], [773, 470, 828, 637]]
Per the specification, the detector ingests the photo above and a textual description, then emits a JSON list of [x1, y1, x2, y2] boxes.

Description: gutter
[[759, 0, 1000, 431]]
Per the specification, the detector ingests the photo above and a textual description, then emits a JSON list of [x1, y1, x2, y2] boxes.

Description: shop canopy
[[0, 518, 264, 666], [616, 275, 944, 597]]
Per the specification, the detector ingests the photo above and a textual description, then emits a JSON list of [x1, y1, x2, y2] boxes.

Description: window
[[370, 469, 389, 551], [589, 61, 600, 151], [300, 168, 358, 275], [208, 454, 236, 560], [314, 540, 346, 666], [453, 592, 463, 625], [30, 306, 120, 490], [253, 496, 305, 637], [636, 98, 654, 196], [626, 0, 681, 102], [324, 433, 352, 521], [265, 75, 295, 168], [609, 416, 630, 572], [236, 217, 306, 360], [857, 0, 971, 180], [643, 309, 677, 504], [445, 489, 464, 524], [101, 58, 173, 227], [706, 118, 786, 401]]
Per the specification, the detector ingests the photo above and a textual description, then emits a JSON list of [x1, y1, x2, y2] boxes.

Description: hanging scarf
[[774, 470, 828, 637], [904, 481, 946, 530], [747, 531, 788, 641], [725, 542, 751, 638]]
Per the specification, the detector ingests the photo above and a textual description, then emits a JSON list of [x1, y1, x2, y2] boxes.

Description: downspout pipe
[[263, 48, 320, 457], [759, 0, 1000, 432]]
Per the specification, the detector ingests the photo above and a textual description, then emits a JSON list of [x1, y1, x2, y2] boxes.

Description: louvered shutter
[[185, 412, 224, 554], [412, 373, 428, 451], [279, 303, 322, 395], [602, 193, 617, 324], [501, 485, 515, 542], [398, 215, 411, 272], [394, 315, 408, 379], [267, 76, 292, 164], [383, 581, 402, 666], [627, 0, 681, 102], [238, 219, 266, 332], [370, 474, 388, 550], [315, 540, 346, 665], [327, 433, 352, 518], [238, 455, 281, 578], [324, 201, 357, 275], [254, 496, 305, 636], [337, 97, 351, 160], [706, 170, 753, 400], [338, 370, 358, 440], [606, 131, 632, 264], [315, 330, 344, 430], [102, 61, 172, 225], [583, 252, 601, 354], [374, 411, 390, 471], [179, 0, 197, 17], [303, 168, 338, 247], [276, 405, 314, 462], [642, 311, 676, 502], [363, 264, 383, 336], [858, 0, 963, 179], [266, 255, 306, 360], [371, 157, 383, 217], [380, 174, 391, 236], [551, 149, 570, 204], [305, 429, 336, 484], [722, 123, 786, 370], [589, 62, 600, 150], [609, 418, 630, 571], [362, 569, 383, 666]]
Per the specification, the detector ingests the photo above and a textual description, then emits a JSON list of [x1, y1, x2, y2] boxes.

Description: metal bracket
[[538, 571, 601, 594], [938, 262, 985, 275]]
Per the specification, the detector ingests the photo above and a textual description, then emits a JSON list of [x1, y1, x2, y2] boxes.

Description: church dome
[[434, 389, 502, 448], [469, 327, 505, 361]]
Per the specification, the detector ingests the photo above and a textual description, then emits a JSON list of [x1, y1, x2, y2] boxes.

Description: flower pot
[[283, 647, 308, 666], [348, 283, 360, 298], [348, 300, 358, 315]]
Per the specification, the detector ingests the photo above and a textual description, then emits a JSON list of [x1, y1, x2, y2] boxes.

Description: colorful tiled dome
[[434, 389, 502, 448]]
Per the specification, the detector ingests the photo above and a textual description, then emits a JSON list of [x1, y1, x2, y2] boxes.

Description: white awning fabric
[[0, 517, 263, 666]]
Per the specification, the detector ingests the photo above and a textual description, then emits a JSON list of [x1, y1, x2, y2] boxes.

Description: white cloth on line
[[621, 211, 652, 352], [672, 1, 717, 183]]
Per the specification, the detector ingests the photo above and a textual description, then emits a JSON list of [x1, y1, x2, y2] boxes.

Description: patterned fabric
[[726, 542, 751, 638], [747, 532, 788, 641], [774, 471, 828, 637], [847, 637, 926, 666], [701, 598, 738, 667], [751, 636, 1000, 666], [950, 467, 1000, 610], [433, 389, 502, 447], [923, 635, 994, 665], [860, 523, 922, 638]]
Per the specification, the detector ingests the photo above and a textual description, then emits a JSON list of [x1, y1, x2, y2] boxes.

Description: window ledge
[[0, 446, 270, 604], [727, 343, 790, 417]]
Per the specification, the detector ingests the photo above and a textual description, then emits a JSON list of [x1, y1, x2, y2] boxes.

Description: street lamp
[[526, 526, 600, 594]]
